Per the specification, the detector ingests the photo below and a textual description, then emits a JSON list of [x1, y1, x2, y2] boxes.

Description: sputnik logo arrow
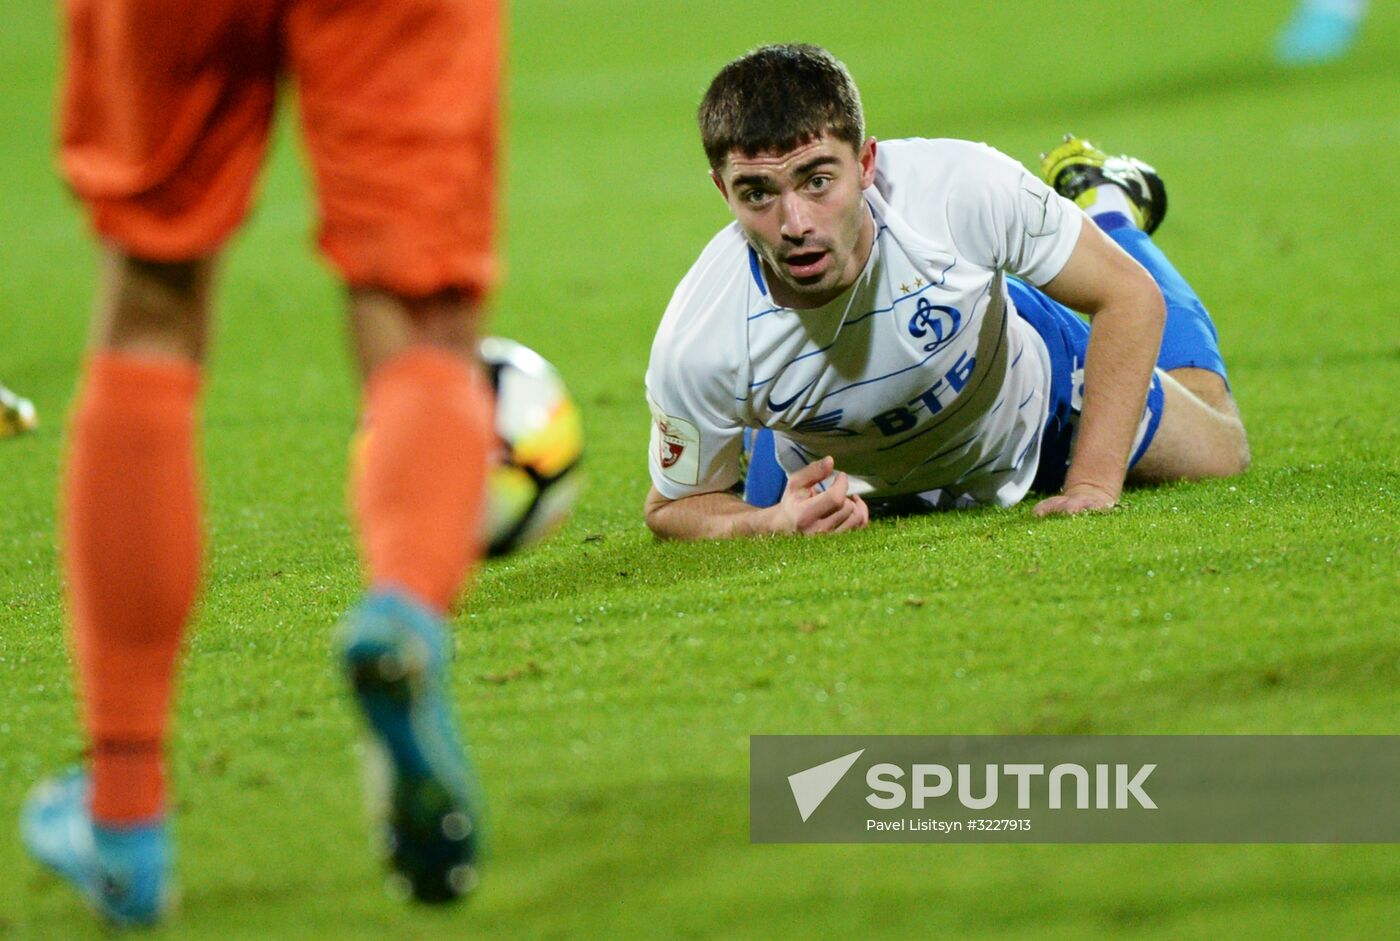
[[787, 749, 865, 822]]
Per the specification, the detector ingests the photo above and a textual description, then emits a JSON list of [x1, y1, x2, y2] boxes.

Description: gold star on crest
[[914, 277, 925, 288], [899, 283, 910, 293]]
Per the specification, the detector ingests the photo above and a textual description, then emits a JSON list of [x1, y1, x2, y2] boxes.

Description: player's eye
[[742, 189, 771, 206], [807, 175, 832, 192]]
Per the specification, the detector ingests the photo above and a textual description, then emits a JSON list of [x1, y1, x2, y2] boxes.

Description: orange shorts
[[60, 0, 500, 297]]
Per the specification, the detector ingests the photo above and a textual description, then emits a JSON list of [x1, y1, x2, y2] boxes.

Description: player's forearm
[[1067, 292, 1165, 497], [644, 488, 785, 540]]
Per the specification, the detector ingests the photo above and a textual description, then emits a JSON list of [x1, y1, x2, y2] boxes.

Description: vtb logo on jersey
[[908, 298, 962, 353]]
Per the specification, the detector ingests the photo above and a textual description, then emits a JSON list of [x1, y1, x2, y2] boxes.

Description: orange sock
[[353, 347, 491, 613], [64, 353, 202, 825]]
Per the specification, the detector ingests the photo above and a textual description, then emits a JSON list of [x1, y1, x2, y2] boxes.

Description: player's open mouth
[[783, 250, 828, 280]]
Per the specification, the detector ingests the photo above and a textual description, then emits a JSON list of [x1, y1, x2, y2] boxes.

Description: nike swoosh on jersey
[[765, 378, 817, 412]]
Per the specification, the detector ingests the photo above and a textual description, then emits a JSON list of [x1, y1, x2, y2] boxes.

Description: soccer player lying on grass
[[644, 44, 1249, 540], [21, 0, 498, 925]]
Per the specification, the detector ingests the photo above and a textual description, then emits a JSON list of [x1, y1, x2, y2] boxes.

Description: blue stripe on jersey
[[788, 440, 817, 468], [793, 409, 857, 436], [749, 225, 930, 389], [907, 431, 979, 466], [958, 453, 1001, 479], [812, 280, 996, 408], [744, 221, 903, 325], [1014, 433, 1038, 466], [822, 347, 943, 401], [748, 280, 952, 391], [842, 258, 954, 328], [748, 246, 768, 296], [871, 309, 1007, 452], [1018, 389, 1036, 409]]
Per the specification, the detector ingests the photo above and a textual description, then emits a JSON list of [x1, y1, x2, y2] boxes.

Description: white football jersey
[[646, 137, 1084, 506]]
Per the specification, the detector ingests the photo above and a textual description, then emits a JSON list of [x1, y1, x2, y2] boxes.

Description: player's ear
[[710, 169, 729, 200], [858, 137, 878, 188]]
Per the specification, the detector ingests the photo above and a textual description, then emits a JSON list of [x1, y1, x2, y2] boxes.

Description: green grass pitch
[[2, 1, 1398, 938]]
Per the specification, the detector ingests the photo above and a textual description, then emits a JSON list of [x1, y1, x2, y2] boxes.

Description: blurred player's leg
[[1276, 0, 1369, 65], [23, 253, 210, 925], [349, 289, 489, 612], [288, 0, 500, 902], [340, 286, 492, 910], [25, 0, 278, 925], [0, 382, 38, 436], [343, 290, 491, 902]]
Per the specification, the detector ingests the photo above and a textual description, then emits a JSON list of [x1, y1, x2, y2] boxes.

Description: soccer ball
[[479, 337, 584, 557]]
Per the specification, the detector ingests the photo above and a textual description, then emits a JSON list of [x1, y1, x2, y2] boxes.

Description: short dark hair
[[698, 44, 865, 171]]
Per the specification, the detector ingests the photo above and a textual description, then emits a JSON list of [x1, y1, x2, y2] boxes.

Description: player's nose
[[778, 191, 812, 241]]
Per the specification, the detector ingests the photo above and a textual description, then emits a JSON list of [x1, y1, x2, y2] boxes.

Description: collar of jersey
[[747, 198, 883, 318]]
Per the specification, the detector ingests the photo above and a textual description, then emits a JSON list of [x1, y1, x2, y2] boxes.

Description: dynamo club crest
[[908, 297, 962, 353]]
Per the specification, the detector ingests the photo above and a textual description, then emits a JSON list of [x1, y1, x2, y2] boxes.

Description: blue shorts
[[1012, 213, 1230, 493], [1008, 278, 1165, 494]]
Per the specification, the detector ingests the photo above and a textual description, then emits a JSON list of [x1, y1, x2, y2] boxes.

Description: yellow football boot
[[1040, 135, 1167, 235]]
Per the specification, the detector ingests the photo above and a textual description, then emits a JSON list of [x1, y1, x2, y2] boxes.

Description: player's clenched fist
[[776, 456, 869, 535]]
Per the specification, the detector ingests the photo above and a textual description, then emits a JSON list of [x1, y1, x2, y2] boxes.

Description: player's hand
[[1032, 481, 1120, 517], [775, 456, 870, 535]]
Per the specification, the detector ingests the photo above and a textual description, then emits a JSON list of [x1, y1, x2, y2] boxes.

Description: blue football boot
[[1276, 5, 1361, 65], [340, 590, 482, 903], [20, 769, 171, 926]]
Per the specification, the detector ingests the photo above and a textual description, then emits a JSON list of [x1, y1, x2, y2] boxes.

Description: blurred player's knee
[[93, 251, 215, 363], [351, 346, 492, 613], [349, 286, 484, 378]]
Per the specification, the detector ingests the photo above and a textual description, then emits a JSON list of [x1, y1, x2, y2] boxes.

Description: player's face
[[714, 133, 878, 309]]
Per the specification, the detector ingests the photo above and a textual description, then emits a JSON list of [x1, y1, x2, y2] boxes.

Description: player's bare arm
[[1033, 221, 1165, 516], [645, 456, 869, 540]]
